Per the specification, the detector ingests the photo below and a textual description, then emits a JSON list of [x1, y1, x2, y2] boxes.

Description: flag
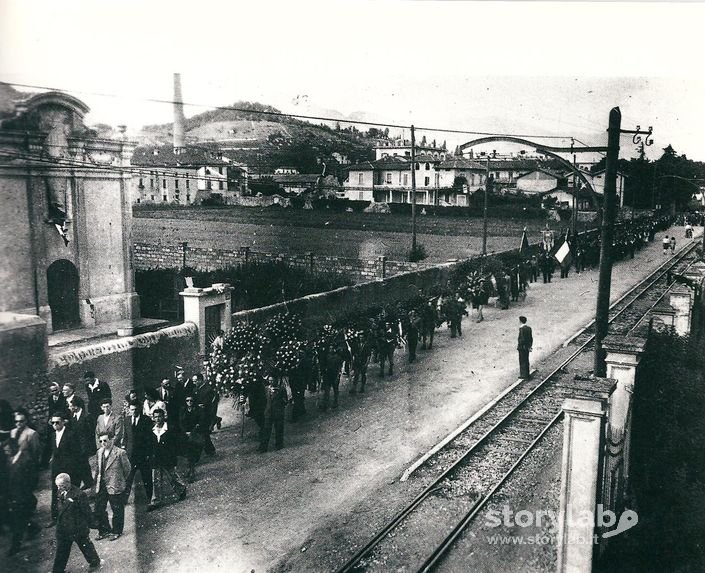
[[519, 227, 530, 254], [554, 238, 573, 266]]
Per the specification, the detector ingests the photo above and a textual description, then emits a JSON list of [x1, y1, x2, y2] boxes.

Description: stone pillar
[[669, 286, 692, 335], [650, 300, 675, 333], [556, 395, 609, 573], [179, 283, 233, 356], [378, 256, 387, 279], [602, 335, 646, 513]]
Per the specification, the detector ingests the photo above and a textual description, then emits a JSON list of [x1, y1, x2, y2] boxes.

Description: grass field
[[133, 206, 577, 262]]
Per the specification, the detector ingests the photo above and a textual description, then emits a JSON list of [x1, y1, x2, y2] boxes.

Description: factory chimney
[[173, 73, 186, 153]]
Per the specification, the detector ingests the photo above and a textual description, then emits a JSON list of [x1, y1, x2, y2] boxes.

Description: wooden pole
[[594, 107, 621, 377]]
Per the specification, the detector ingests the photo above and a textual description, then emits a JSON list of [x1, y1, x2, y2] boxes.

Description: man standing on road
[[94, 432, 131, 541], [148, 409, 186, 511], [517, 316, 533, 380], [52, 473, 102, 573]]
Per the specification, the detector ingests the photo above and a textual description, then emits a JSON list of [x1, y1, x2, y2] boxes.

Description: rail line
[[336, 239, 700, 573]]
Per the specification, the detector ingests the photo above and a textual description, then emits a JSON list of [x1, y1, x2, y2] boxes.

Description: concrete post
[[669, 285, 692, 335], [602, 335, 646, 513], [179, 283, 233, 355], [239, 246, 250, 265], [556, 395, 609, 573], [650, 300, 676, 333], [378, 256, 387, 279]]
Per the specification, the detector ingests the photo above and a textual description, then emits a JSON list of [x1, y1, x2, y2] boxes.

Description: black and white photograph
[[2, 1, 705, 572]]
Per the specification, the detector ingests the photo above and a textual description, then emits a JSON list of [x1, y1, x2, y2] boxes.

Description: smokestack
[[173, 73, 186, 152]]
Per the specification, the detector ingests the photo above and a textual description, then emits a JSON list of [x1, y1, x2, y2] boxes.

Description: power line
[[1, 80, 581, 141]]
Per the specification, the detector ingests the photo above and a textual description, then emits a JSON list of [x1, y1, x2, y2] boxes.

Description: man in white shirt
[[95, 399, 124, 450]]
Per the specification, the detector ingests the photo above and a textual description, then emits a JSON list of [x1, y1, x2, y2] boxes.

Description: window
[[136, 198, 140, 203], [424, 177, 430, 186], [386, 173, 392, 184], [162, 195, 167, 201], [470, 174, 475, 185], [218, 166, 223, 175], [425, 163, 430, 170], [358, 191, 364, 200], [175, 179, 179, 189], [150, 178, 154, 188], [415, 163, 420, 170], [434, 173, 440, 187], [138, 178, 144, 187], [186, 194, 191, 202], [405, 151, 411, 157], [186, 179, 190, 189], [219, 181, 224, 190], [207, 180, 212, 190], [162, 179, 167, 189], [151, 195, 155, 201], [403, 173, 409, 186], [358, 173, 363, 185]]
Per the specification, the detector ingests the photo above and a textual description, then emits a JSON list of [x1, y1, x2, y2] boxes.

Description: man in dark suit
[[52, 473, 102, 573], [42, 383, 69, 468], [48, 415, 81, 525], [518, 315, 534, 380], [124, 401, 153, 501], [68, 398, 95, 490], [195, 375, 217, 455], [83, 371, 112, 424], [148, 408, 186, 511]]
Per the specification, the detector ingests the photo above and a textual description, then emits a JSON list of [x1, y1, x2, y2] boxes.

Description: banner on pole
[[554, 240, 571, 264]]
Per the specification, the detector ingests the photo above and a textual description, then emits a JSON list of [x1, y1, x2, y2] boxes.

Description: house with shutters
[[131, 145, 247, 205], [343, 155, 488, 206]]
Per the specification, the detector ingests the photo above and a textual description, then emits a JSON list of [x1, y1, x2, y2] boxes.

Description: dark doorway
[[47, 259, 80, 331], [204, 304, 223, 347]]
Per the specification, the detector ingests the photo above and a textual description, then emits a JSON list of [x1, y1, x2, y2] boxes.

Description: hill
[[136, 101, 377, 175]]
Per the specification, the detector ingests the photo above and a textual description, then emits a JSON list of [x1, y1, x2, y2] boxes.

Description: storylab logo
[[484, 504, 638, 544]]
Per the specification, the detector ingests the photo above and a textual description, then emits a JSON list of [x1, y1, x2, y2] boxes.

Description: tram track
[[335, 239, 700, 573]]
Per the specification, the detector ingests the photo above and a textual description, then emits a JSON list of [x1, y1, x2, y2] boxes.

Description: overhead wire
[[1, 80, 590, 141]]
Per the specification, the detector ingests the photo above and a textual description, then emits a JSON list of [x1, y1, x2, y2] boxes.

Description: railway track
[[336, 239, 700, 573]]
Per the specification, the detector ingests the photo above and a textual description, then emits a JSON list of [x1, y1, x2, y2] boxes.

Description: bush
[[408, 243, 427, 262], [135, 262, 353, 319]]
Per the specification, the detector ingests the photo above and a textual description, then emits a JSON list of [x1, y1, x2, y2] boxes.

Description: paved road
[[14, 227, 696, 573]]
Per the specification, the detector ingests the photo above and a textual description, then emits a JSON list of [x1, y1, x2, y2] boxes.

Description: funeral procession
[[2, 3, 705, 573]]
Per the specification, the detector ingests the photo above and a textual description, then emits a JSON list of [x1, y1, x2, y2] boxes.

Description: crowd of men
[[0, 368, 220, 570], [0, 214, 682, 569], [230, 215, 679, 452]]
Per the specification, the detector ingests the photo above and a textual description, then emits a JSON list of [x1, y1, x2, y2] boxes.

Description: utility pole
[[572, 151, 578, 238], [482, 155, 490, 255], [410, 125, 417, 253], [594, 107, 621, 377]]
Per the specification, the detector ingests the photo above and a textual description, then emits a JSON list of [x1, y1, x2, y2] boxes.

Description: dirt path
[[12, 227, 695, 573]]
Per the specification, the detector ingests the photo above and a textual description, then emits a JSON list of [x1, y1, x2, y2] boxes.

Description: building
[[589, 169, 628, 207], [0, 91, 139, 335], [343, 155, 487, 206], [374, 137, 447, 160], [131, 145, 248, 204], [271, 172, 320, 195], [515, 169, 567, 195]]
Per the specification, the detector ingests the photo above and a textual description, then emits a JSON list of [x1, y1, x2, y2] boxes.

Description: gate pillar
[[180, 283, 233, 356]]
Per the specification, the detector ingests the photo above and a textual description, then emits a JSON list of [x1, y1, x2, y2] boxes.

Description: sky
[[2, 0, 705, 161]]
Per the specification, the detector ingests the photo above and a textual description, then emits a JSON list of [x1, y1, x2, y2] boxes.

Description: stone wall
[[133, 242, 431, 283], [230, 262, 458, 331], [8, 324, 200, 432]]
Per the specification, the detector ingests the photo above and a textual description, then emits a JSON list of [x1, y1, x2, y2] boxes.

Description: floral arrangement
[[274, 339, 304, 373], [264, 312, 303, 345]]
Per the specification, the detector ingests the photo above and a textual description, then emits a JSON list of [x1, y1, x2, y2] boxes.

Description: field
[[133, 206, 572, 262]]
